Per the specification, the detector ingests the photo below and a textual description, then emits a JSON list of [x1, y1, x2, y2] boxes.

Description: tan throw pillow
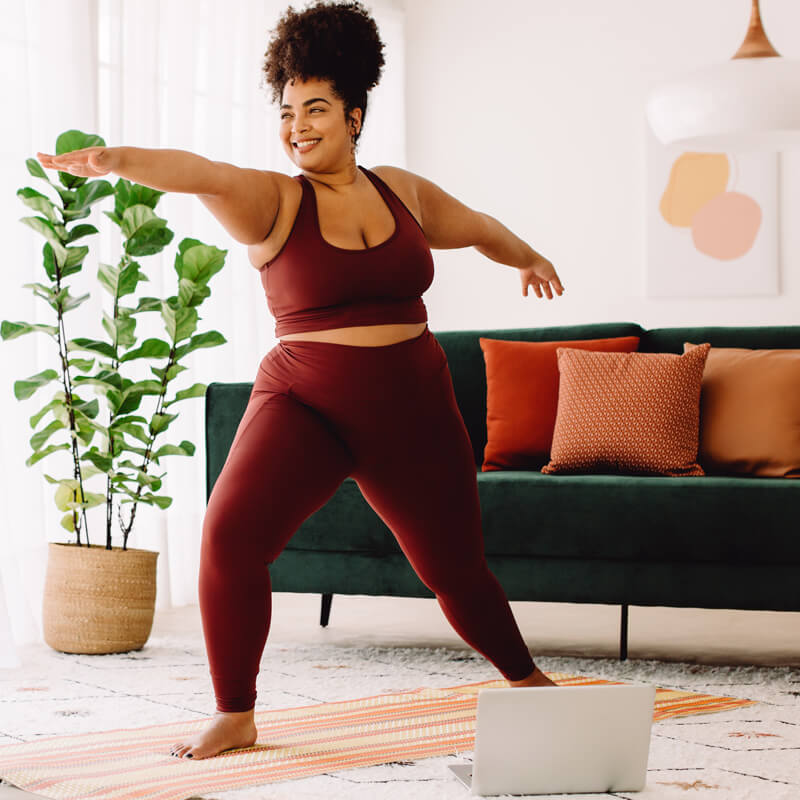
[[541, 343, 711, 476], [684, 342, 800, 478]]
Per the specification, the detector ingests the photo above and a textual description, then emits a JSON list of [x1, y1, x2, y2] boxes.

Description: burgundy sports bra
[[258, 165, 434, 338]]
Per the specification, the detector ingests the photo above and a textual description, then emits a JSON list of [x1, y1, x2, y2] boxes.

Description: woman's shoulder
[[368, 165, 423, 229]]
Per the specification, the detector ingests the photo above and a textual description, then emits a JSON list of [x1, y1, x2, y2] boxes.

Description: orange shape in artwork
[[691, 191, 762, 260], [660, 153, 729, 227]]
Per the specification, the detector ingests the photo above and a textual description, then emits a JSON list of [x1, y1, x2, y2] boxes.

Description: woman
[[38, 0, 565, 762]]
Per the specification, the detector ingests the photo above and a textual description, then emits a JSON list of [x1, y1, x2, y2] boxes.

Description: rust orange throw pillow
[[541, 343, 711, 476], [479, 336, 640, 471], [683, 342, 800, 478]]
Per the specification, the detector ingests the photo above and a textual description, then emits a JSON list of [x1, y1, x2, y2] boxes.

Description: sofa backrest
[[638, 325, 800, 353], [205, 322, 800, 493]]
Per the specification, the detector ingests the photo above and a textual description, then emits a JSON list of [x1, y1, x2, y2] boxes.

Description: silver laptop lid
[[471, 684, 656, 796]]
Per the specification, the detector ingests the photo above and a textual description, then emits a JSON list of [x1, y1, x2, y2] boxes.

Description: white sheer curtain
[[0, 0, 407, 664]]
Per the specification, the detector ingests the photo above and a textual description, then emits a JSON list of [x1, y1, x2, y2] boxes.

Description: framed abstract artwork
[[645, 121, 779, 298]]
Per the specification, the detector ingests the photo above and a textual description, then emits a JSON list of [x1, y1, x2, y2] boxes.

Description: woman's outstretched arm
[[36, 146, 280, 246], [381, 165, 565, 300]]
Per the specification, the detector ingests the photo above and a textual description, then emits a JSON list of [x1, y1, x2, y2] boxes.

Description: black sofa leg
[[320, 593, 333, 627], [619, 604, 629, 661]]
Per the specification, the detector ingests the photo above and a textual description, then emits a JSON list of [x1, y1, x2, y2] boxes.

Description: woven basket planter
[[42, 542, 159, 654]]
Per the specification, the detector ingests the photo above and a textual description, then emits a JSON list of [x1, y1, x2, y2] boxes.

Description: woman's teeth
[[295, 139, 320, 152]]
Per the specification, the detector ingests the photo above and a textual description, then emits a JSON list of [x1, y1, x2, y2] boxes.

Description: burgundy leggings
[[198, 325, 536, 712]]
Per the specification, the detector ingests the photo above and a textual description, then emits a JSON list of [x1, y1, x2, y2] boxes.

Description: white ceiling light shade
[[646, 0, 800, 152]]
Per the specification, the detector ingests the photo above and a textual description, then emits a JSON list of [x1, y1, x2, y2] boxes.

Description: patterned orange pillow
[[479, 336, 641, 471], [541, 343, 711, 476]]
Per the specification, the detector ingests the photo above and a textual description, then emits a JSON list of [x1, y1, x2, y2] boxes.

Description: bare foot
[[169, 708, 258, 760], [507, 665, 559, 687]]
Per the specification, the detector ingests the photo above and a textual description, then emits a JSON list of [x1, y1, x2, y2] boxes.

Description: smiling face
[[280, 77, 362, 174]]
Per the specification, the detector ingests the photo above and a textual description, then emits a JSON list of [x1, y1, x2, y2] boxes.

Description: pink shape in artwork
[[691, 191, 762, 261]]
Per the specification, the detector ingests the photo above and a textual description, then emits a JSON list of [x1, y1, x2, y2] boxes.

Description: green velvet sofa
[[205, 321, 800, 660]]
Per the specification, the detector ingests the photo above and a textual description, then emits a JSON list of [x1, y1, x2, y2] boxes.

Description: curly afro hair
[[260, 1, 386, 151]]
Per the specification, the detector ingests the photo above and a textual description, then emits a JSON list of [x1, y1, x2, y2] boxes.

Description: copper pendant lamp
[[646, 0, 800, 151]]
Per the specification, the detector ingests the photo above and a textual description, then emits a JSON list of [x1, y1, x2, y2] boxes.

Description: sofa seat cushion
[[477, 471, 800, 565]]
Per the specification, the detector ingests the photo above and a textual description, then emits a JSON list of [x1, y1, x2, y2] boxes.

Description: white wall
[[401, 0, 800, 331]]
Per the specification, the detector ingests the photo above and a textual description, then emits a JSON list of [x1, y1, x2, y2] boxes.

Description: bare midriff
[[280, 321, 427, 347]]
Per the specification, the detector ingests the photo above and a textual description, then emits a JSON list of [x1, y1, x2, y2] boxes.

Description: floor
[[1, 594, 798, 798]]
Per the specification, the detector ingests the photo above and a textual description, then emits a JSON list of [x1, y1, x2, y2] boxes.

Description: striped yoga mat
[[0, 672, 757, 800]]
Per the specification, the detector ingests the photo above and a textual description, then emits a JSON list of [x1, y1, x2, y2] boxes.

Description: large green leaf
[[76, 418, 95, 447], [149, 412, 177, 435], [114, 420, 150, 445], [41, 243, 58, 280], [26, 442, 70, 467], [53, 481, 82, 511], [61, 244, 89, 274], [113, 179, 166, 218], [101, 310, 136, 349], [152, 440, 195, 462], [19, 217, 68, 265], [177, 278, 211, 308], [173, 330, 225, 360], [66, 223, 99, 243], [68, 357, 95, 373], [119, 338, 171, 362], [73, 368, 123, 394], [132, 296, 162, 314], [118, 261, 148, 297], [25, 157, 48, 181], [67, 337, 116, 358], [70, 179, 114, 216], [60, 289, 90, 313], [151, 363, 186, 382], [121, 206, 174, 257], [175, 242, 226, 286], [14, 369, 59, 400], [73, 397, 99, 419], [164, 382, 206, 407], [161, 303, 197, 343], [120, 379, 162, 402], [122, 492, 172, 509], [17, 187, 60, 224], [1, 321, 58, 341], [29, 393, 66, 428], [80, 449, 113, 473], [22, 282, 57, 304], [64, 491, 105, 511], [110, 414, 148, 427], [97, 261, 120, 296], [30, 418, 65, 451]]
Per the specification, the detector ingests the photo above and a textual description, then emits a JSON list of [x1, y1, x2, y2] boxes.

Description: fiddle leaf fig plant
[[1, 129, 227, 550]]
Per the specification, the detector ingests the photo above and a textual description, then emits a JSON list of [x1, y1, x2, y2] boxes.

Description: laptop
[[447, 683, 656, 796]]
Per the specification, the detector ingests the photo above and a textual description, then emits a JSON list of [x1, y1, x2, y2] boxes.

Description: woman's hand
[[36, 146, 119, 177], [519, 256, 565, 300]]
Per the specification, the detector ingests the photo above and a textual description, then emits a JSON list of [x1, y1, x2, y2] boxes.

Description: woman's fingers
[[36, 147, 111, 176]]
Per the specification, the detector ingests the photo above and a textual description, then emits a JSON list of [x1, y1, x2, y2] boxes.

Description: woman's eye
[[281, 108, 323, 119]]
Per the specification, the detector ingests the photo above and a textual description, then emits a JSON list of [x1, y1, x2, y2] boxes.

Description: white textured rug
[[1, 629, 798, 800]]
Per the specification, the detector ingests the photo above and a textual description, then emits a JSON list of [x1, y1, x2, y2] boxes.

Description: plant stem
[[54, 260, 89, 545], [120, 342, 176, 550], [106, 254, 128, 550]]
